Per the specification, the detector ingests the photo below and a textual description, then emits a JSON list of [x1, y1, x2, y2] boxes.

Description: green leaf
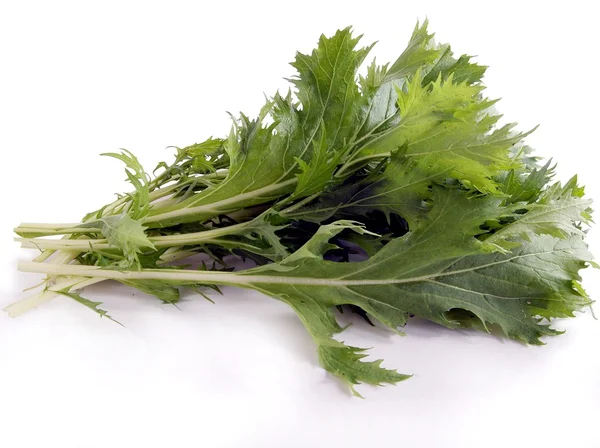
[[291, 123, 344, 199], [295, 149, 446, 227], [382, 20, 440, 84], [318, 345, 411, 397], [485, 176, 593, 251], [102, 149, 151, 219], [144, 29, 373, 228], [288, 297, 411, 397], [118, 279, 180, 304], [254, 253, 409, 395], [184, 137, 225, 173], [202, 212, 291, 262], [422, 46, 487, 86], [354, 21, 440, 162], [82, 214, 155, 268], [57, 290, 123, 326], [235, 187, 592, 387], [354, 72, 524, 193], [501, 158, 555, 205], [290, 27, 372, 149], [11, 21, 596, 396]]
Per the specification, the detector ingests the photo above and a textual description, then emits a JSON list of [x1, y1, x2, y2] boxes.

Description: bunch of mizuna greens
[[9, 22, 594, 395]]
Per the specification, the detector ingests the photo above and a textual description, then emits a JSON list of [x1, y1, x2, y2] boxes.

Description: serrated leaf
[[184, 137, 225, 173], [501, 158, 555, 205], [242, 187, 592, 349], [57, 290, 123, 326], [145, 28, 373, 228], [102, 149, 151, 219], [354, 71, 523, 193], [355, 21, 440, 156], [11, 21, 596, 396], [81, 214, 155, 268], [263, 284, 409, 394], [292, 123, 345, 199], [318, 345, 411, 397], [422, 46, 487, 86], [119, 279, 180, 304], [486, 176, 593, 250]]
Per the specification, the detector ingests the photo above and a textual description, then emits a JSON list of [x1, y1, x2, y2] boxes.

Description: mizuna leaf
[[101, 149, 152, 219], [57, 290, 123, 326], [118, 280, 180, 304], [422, 47, 487, 86], [277, 293, 410, 397], [11, 21, 596, 396], [352, 72, 523, 193], [81, 214, 155, 268], [29, 187, 592, 390], [144, 29, 373, 228]]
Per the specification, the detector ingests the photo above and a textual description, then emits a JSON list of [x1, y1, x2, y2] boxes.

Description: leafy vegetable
[[9, 20, 594, 395]]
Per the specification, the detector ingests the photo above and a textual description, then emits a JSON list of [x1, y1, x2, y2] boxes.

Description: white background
[[1, 1, 599, 447]]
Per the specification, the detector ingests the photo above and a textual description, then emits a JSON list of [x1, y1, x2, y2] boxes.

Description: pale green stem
[[280, 192, 322, 216], [143, 178, 298, 227], [335, 152, 390, 178], [18, 221, 252, 251], [6, 247, 198, 317], [4, 277, 105, 318]]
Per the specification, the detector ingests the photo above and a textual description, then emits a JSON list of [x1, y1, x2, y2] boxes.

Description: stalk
[[16, 261, 445, 287], [4, 277, 105, 318], [17, 221, 253, 251], [5, 248, 199, 317], [142, 178, 298, 228], [13, 170, 230, 237], [8, 163, 233, 315]]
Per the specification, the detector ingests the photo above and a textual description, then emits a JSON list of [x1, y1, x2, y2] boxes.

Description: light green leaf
[[486, 176, 593, 250], [354, 72, 523, 193], [422, 46, 487, 86], [101, 149, 151, 219], [382, 20, 439, 84], [82, 214, 155, 267], [185, 137, 225, 173]]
